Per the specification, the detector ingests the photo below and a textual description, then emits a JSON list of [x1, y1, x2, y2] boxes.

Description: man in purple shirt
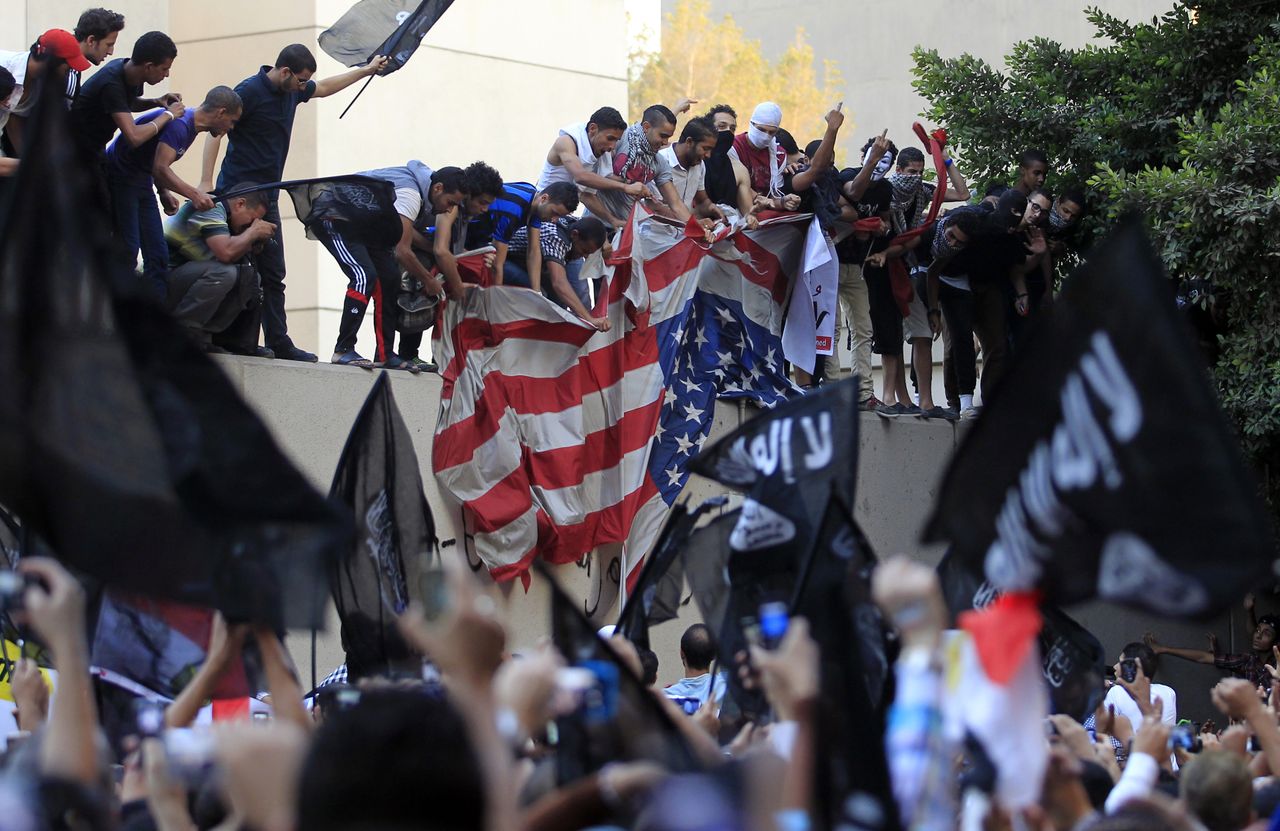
[[105, 85, 241, 298]]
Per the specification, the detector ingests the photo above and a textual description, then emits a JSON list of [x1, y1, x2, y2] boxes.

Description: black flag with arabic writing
[[925, 220, 1274, 620], [689, 379, 857, 720], [937, 549, 1106, 722], [319, 0, 455, 74], [0, 77, 347, 630], [329, 373, 436, 679]]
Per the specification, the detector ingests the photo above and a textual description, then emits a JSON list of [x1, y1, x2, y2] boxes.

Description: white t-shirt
[[658, 145, 705, 210], [1103, 682, 1177, 733], [0, 50, 30, 149], [392, 187, 422, 223], [537, 122, 612, 194]]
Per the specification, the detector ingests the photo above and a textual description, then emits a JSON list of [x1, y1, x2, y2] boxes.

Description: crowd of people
[[0, 10, 1090, 406], [0, 550, 1277, 830]]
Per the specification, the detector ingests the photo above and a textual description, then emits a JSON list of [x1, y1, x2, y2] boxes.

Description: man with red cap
[[0, 30, 89, 155]]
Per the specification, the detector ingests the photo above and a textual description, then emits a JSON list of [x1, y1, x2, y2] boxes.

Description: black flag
[[925, 221, 1274, 619], [936, 550, 1106, 722], [329, 373, 436, 678], [0, 77, 347, 629], [616, 496, 726, 652], [225, 176, 403, 249], [320, 0, 455, 74], [792, 494, 897, 831], [537, 561, 699, 786], [689, 379, 859, 718]]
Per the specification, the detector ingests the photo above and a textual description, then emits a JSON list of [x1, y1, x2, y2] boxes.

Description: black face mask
[[713, 129, 734, 156]]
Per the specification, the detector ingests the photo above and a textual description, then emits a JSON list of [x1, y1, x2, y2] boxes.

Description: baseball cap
[[37, 29, 91, 72]]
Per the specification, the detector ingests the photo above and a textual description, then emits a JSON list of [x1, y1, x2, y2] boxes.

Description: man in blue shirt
[[470, 180, 579, 290], [199, 44, 387, 361], [105, 85, 241, 298]]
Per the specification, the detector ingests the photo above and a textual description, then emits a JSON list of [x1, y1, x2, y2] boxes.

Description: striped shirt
[[483, 182, 540, 246], [164, 201, 231, 267], [508, 216, 574, 265]]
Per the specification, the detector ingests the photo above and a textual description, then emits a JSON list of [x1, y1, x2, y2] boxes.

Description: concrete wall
[[215, 353, 1259, 720]]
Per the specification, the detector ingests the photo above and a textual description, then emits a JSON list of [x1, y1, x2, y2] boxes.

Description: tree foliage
[[912, 1, 1280, 509], [629, 0, 847, 155]]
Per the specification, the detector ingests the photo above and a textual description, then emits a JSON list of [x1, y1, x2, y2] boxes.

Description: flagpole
[[339, 74, 375, 120]]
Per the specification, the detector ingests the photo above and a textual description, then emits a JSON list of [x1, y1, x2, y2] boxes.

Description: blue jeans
[[503, 260, 532, 289], [110, 178, 168, 299]]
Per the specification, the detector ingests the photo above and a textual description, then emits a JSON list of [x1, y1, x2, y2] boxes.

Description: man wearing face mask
[[1046, 188, 1087, 258], [730, 101, 788, 199], [701, 105, 759, 226], [926, 190, 1029, 418]]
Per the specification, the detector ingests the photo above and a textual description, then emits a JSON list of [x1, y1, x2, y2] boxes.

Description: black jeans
[[254, 198, 293, 352], [939, 281, 976, 397]]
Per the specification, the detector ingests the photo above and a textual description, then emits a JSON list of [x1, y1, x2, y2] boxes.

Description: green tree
[[912, 2, 1280, 508], [629, 0, 847, 156]]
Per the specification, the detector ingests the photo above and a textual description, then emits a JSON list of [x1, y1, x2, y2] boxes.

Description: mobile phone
[[1119, 659, 1137, 683], [1169, 723, 1202, 753], [758, 602, 789, 649], [419, 566, 448, 622]]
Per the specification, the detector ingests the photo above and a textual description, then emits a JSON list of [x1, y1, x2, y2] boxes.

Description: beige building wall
[[6, 0, 627, 360], [669, 1, 1175, 155]]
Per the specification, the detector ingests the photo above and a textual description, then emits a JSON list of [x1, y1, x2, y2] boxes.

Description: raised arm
[[165, 614, 248, 728], [791, 105, 844, 192], [1144, 631, 1216, 665], [254, 628, 310, 730], [940, 147, 971, 202], [312, 55, 388, 99], [843, 129, 890, 202]]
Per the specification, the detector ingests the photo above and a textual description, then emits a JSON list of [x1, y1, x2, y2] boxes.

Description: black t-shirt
[[950, 230, 1029, 285], [218, 66, 316, 190], [835, 175, 892, 262], [69, 58, 141, 158]]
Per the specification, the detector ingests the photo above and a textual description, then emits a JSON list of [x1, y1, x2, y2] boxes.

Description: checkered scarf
[[889, 173, 931, 234], [615, 121, 659, 184]]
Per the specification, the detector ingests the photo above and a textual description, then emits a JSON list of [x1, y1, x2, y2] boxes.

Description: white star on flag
[[665, 466, 682, 486], [715, 306, 735, 325], [716, 350, 733, 367], [680, 377, 701, 394], [664, 387, 678, 407], [674, 433, 695, 456], [682, 401, 704, 423], [695, 327, 709, 348]]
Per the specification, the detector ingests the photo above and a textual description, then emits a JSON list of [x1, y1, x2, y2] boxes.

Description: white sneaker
[[959, 406, 980, 420]]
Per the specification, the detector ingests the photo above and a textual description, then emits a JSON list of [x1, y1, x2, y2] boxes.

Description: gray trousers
[[166, 260, 253, 335]]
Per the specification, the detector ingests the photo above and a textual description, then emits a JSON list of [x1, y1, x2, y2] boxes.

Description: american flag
[[431, 208, 813, 589]]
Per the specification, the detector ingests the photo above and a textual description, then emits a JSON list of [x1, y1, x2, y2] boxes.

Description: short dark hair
[[462, 161, 503, 200], [1120, 641, 1159, 681], [804, 139, 822, 159], [1059, 188, 1087, 211], [1019, 148, 1048, 168], [642, 104, 676, 128], [587, 106, 627, 133], [704, 103, 736, 121], [297, 688, 486, 831], [897, 147, 925, 169], [275, 43, 317, 74], [679, 116, 716, 146], [540, 181, 579, 213], [775, 128, 799, 156], [949, 210, 982, 239], [1030, 188, 1053, 203], [638, 648, 659, 686], [223, 182, 270, 211], [680, 623, 716, 671], [860, 135, 898, 166], [568, 216, 607, 249], [200, 85, 242, 114], [432, 166, 468, 196], [0, 67, 14, 103], [984, 182, 1011, 199], [74, 8, 125, 43], [131, 31, 176, 65]]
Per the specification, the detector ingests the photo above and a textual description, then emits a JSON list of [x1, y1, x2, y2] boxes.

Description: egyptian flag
[[329, 373, 437, 679], [925, 220, 1274, 620], [0, 77, 347, 630], [689, 379, 859, 719], [537, 561, 698, 787], [937, 550, 1106, 722], [320, 0, 455, 74]]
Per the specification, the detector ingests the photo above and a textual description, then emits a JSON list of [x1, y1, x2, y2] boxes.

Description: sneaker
[[858, 395, 883, 412], [252, 346, 276, 359], [900, 404, 924, 417], [959, 406, 980, 420], [331, 350, 374, 369], [922, 406, 960, 422], [275, 344, 319, 363], [875, 403, 905, 418], [378, 355, 422, 374], [403, 356, 438, 373]]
